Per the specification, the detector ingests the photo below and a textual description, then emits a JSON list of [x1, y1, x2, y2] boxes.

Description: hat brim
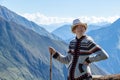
[[71, 23, 87, 33]]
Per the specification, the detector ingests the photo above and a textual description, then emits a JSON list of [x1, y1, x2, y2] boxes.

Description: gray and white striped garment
[[53, 35, 109, 79]]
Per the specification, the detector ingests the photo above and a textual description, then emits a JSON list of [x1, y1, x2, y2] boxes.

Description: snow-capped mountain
[[0, 5, 61, 40], [88, 18, 120, 74]]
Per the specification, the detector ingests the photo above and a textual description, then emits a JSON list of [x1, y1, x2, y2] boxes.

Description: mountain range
[[52, 17, 120, 74], [0, 5, 110, 80], [52, 24, 74, 41], [0, 5, 61, 41], [0, 16, 68, 80], [52, 23, 110, 41]]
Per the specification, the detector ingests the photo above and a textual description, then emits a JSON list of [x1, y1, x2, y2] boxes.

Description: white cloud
[[76, 16, 120, 24], [20, 12, 120, 25], [20, 13, 73, 25]]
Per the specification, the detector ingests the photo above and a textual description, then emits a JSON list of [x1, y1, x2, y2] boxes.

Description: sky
[[0, 0, 120, 31]]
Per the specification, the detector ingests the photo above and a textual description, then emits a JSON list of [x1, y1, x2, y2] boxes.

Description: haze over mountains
[[0, 5, 108, 80], [52, 23, 110, 41]]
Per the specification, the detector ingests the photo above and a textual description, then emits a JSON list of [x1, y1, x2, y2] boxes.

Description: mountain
[[52, 25, 74, 41], [87, 23, 110, 33], [0, 15, 108, 80], [0, 5, 110, 80], [52, 17, 120, 74], [88, 18, 120, 74], [40, 22, 69, 32], [52, 23, 110, 42], [0, 16, 68, 80], [0, 5, 61, 41]]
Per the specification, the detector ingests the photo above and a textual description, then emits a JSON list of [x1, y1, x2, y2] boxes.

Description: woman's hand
[[84, 57, 91, 65], [83, 61, 90, 65], [49, 47, 56, 55]]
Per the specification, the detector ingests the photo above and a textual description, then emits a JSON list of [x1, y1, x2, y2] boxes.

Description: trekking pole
[[50, 52, 52, 80]]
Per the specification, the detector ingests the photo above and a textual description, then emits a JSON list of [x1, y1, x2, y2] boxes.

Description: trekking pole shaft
[[50, 53, 52, 80]]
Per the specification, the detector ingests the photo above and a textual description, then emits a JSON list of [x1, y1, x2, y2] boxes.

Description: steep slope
[[0, 16, 108, 80], [0, 5, 61, 40], [88, 18, 120, 74], [0, 16, 68, 80]]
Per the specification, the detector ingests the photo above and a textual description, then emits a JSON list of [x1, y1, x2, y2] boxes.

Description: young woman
[[49, 19, 109, 80]]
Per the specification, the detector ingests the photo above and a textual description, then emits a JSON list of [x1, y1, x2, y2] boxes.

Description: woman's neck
[[76, 35, 83, 39]]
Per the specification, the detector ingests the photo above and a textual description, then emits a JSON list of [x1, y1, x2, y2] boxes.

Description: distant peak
[[111, 18, 120, 27], [0, 5, 7, 10], [113, 18, 120, 24]]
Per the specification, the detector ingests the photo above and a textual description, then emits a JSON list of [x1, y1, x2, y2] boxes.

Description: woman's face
[[74, 25, 86, 35]]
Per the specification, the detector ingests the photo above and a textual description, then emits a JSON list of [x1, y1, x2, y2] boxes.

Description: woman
[[49, 18, 109, 80]]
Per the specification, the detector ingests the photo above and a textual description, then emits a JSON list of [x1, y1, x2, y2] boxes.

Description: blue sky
[[0, 0, 120, 31], [1, 0, 120, 17]]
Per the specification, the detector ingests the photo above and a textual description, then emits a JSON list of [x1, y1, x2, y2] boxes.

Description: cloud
[[80, 16, 120, 24], [20, 12, 120, 25], [21, 13, 73, 25]]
